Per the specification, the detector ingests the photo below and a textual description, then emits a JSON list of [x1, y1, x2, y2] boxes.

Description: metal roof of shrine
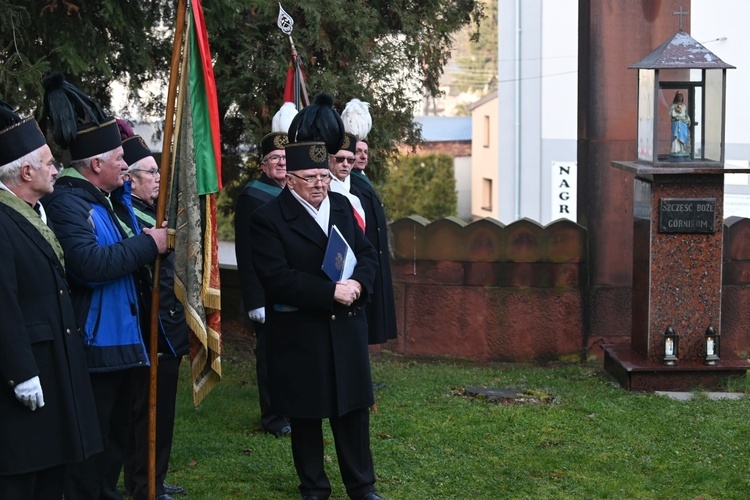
[[629, 30, 735, 69]]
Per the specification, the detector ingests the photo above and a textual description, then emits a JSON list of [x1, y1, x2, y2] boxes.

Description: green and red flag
[[168, 0, 222, 405]]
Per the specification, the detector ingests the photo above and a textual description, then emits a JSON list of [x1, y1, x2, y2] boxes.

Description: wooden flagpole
[[148, 0, 188, 498]]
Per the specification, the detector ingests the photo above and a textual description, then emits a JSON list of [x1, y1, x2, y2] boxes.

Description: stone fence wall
[[381, 215, 750, 363], [221, 216, 750, 364], [383, 216, 588, 363]]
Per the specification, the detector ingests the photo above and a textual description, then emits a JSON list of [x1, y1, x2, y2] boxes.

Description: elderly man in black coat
[[120, 134, 190, 500], [235, 130, 292, 437], [0, 102, 101, 498], [340, 99, 398, 346], [250, 94, 383, 500]]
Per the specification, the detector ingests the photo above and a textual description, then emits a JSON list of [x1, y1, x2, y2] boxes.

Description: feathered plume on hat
[[116, 118, 135, 141], [42, 72, 121, 161], [0, 99, 47, 166], [272, 102, 298, 133], [341, 98, 372, 141], [287, 93, 345, 154]]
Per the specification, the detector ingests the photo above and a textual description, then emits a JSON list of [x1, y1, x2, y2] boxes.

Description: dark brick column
[[577, 0, 690, 350]]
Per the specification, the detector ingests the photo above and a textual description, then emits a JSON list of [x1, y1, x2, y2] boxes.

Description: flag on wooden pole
[[168, 0, 222, 405]]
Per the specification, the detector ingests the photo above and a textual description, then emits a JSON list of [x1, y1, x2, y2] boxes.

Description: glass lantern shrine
[[630, 30, 734, 166]]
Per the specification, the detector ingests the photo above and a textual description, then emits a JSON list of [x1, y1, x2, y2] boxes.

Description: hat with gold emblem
[[284, 141, 328, 172], [0, 100, 47, 166]]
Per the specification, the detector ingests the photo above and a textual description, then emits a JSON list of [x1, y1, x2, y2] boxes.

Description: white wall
[[496, 0, 578, 225], [692, 0, 750, 217], [540, 0, 578, 140], [454, 156, 473, 220], [692, 0, 749, 147]]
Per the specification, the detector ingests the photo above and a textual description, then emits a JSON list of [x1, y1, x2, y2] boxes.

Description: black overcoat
[[250, 188, 378, 418], [350, 171, 398, 344], [235, 174, 282, 313], [0, 202, 102, 475]]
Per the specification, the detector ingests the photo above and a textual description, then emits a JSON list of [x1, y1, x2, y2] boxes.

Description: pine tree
[[0, 0, 483, 224]]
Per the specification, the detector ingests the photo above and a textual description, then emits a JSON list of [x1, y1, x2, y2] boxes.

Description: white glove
[[248, 307, 266, 324], [14, 375, 45, 411]]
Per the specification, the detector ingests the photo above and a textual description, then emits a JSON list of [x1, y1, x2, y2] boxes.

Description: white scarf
[[290, 189, 331, 235]]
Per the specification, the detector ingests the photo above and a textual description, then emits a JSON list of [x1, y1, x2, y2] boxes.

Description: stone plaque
[[659, 198, 716, 233]]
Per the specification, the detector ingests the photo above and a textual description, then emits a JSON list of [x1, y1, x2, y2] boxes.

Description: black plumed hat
[[0, 100, 47, 166], [42, 72, 121, 161], [287, 93, 345, 154]]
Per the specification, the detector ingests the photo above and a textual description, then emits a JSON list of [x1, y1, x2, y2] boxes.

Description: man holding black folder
[[250, 94, 383, 500]]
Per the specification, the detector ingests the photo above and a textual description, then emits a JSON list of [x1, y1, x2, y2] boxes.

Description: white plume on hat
[[272, 102, 298, 133], [341, 98, 372, 140]]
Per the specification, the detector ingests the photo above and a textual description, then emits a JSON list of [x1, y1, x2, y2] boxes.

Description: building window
[[483, 115, 490, 148], [482, 178, 492, 211]]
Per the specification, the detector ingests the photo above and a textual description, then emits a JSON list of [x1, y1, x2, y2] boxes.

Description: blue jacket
[[43, 171, 159, 372]]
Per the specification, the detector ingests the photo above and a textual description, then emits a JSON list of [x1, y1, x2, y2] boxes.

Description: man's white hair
[[127, 156, 152, 174], [70, 148, 116, 171], [0, 147, 45, 185]]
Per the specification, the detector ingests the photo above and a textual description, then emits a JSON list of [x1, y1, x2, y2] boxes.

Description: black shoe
[[273, 425, 292, 437], [163, 482, 186, 495], [350, 492, 383, 500]]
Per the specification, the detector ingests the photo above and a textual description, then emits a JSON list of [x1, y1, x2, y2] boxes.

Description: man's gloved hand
[[248, 307, 266, 324], [14, 375, 44, 411]]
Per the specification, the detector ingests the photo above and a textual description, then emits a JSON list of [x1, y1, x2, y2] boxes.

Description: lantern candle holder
[[663, 326, 678, 366], [704, 326, 720, 366]]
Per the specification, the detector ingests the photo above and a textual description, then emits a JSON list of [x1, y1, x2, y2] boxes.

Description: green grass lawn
[[164, 347, 750, 499]]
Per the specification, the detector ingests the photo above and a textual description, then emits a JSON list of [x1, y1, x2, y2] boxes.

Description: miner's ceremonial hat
[[0, 100, 47, 166], [43, 72, 121, 161]]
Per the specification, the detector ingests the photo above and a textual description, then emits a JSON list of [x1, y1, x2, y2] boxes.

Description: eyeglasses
[[130, 168, 160, 177], [265, 155, 286, 163], [289, 172, 332, 185], [330, 155, 356, 165]]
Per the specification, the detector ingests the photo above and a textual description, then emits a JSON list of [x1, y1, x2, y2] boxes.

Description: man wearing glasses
[[251, 93, 383, 500], [120, 134, 189, 500], [327, 133, 366, 232], [235, 130, 293, 438], [340, 99, 399, 347]]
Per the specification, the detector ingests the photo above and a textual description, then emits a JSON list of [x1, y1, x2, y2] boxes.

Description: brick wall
[[221, 216, 750, 363]]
